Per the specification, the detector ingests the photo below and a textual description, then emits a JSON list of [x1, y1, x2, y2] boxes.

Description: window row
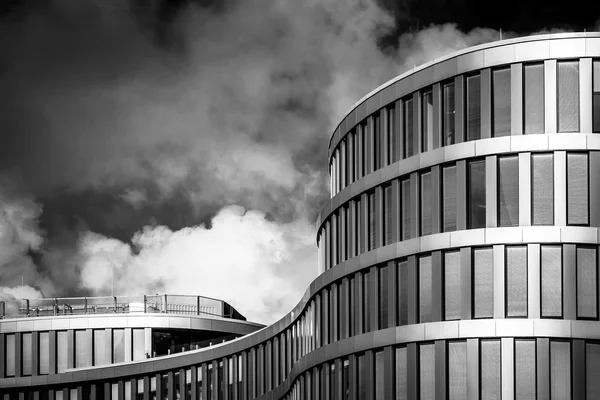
[[330, 59, 600, 197], [319, 151, 591, 271]]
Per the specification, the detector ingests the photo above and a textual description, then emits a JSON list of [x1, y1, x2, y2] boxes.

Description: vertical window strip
[[577, 246, 597, 319], [384, 184, 393, 245], [550, 341, 571, 400], [594, 60, 600, 133], [368, 192, 376, 251], [506, 246, 528, 317], [515, 340, 536, 400], [404, 98, 414, 158], [389, 106, 398, 163], [468, 160, 486, 229], [444, 251, 461, 321], [419, 255, 433, 323], [466, 74, 481, 141], [558, 60, 580, 133], [443, 82, 456, 146], [420, 171, 432, 236], [532, 153, 554, 225], [422, 90, 433, 152], [586, 343, 600, 398], [493, 68, 511, 137], [473, 247, 494, 319], [419, 343, 435, 400], [396, 347, 408, 400], [498, 155, 519, 227], [401, 179, 411, 240], [443, 164, 457, 232], [398, 260, 409, 326], [480, 340, 502, 400], [567, 152, 589, 225], [448, 341, 467, 400], [524, 63, 545, 134], [541, 245, 563, 318]]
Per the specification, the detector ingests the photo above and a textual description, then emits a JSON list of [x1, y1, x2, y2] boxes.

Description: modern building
[[3, 31, 600, 399]]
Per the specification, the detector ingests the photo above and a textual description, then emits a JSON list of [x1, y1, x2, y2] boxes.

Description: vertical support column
[[573, 339, 586, 400], [143, 376, 150, 400], [435, 340, 447, 400], [407, 256, 418, 325], [528, 244, 541, 318], [486, 155, 498, 228], [410, 172, 419, 239], [563, 244, 577, 320], [348, 355, 356, 400], [519, 152, 532, 226], [461, 247, 473, 320], [431, 166, 441, 234], [554, 151, 567, 226], [66, 330, 74, 371], [481, 68, 492, 139], [493, 245, 505, 319], [105, 328, 112, 364], [466, 339, 479, 400], [191, 365, 198, 400], [14, 333, 21, 378], [0, 333, 4, 378], [456, 161, 467, 231], [49, 331, 56, 375], [387, 260, 398, 328], [581, 58, 593, 133], [383, 346, 394, 400], [511, 63, 523, 135], [433, 83, 442, 149], [156, 373, 163, 400], [545, 60, 558, 134], [32, 331, 39, 376], [455, 75, 465, 143], [124, 328, 132, 362], [432, 251, 443, 322], [407, 343, 418, 400], [537, 338, 550, 400], [118, 380, 125, 400], [501, 338, 514, 400]]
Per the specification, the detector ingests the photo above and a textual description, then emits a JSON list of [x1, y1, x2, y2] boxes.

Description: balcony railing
[[0, 294, 246, 321]]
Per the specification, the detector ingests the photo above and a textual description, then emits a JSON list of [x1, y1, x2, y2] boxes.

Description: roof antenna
[[500, 29, 503, 41]]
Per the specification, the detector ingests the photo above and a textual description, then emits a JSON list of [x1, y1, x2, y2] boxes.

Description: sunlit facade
[[3, 32, 600, 400]]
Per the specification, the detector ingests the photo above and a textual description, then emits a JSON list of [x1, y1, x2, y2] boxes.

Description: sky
[[0, 0, 597, 324]]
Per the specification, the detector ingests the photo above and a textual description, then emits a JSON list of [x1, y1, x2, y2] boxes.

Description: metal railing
[[0, 294, 246, 321]]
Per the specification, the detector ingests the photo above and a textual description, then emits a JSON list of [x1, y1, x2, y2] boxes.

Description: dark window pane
[[384, 185, 393, 245], [468, 160, 486, 229], [498, 155, 519, 227], [22, 332, 32, 375], [379, 266, 389, 329], [419, 255, 433, 323], [466, 75, 481, 141], [532, 153, 554, 225], [419, 344, 435, 400], [422, 90, 433, 152], [542, 245, 563, 318], [404, 98, 414, 158], [515, 340, 536, 400], [480, 340, 501, 400], [443, 165, 457, 232], [39, 332, 50, 375], [474, 247, 494, 318], [577, 246, 597, 319], [375, 351, 384, 400], [443, 82, 456, 145], [389, 106, 398, 162], [420, 171, 432, 235], [448, 341, 467, 400], [398, 260, 409, 325], [57, 331, 68, 373], [363, 272, 370, 332], [524, 63, 545, 134], [506, 246, 528, 317], [567, 153, 588, 225], [493, 68, 511, 137], [595, 61, 600, 133], [396, 347, 408, 400], [358, 354, 367, 399], [558, 61, 580, 132], [586, 343, 600, 399], [5, 334, 15, 376], [401, 179, 411, 240], [374, 114, 380, 169], [444, 251, 461, 321], [550, 341, 571, 400]]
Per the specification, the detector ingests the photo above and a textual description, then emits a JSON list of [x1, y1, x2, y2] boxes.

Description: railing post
[[0, 301, 4, 318], [24, 299, 30, 316], [54, 298, 58, 316], [144, 295, 147, 313], [84, 297, 87, 314], [197, 297, 201, 316], [163, 294, 168, 313], [114, 296, 117, 313]]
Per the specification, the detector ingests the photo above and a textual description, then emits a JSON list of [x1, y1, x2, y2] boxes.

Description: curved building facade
[[3, 31, 600, 399]]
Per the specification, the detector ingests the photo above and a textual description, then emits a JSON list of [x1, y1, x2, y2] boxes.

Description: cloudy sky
[[0, 0, 597, 324]]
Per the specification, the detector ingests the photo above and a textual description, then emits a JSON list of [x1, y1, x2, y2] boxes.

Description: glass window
[[151, 377, 157, 400], [113, 329, 125, 364], [5, 333, 15, 376], [137, 379, 145, 400], [468, 160, 486, 229], [112, 383, 119, 400], [558, 60, 580, 132], [396, 347, 408, 400], [419, 255, 433, 323], [532, 153, 554, 225], [493, 68, 511, 137], [524, 63, 545, 134], [550, 341, 571, 400], [542, 245, 563, 318], [132, 329, 145, 361], [398, 260, 409, 326], [594, 60, 600, 133], [55, 390, 64, 400], [473, 247, 494, 319], [404, 98, 414, 158], [363, 271, 370, 332], [329, 362, 337, 400], [125, 381, 131, 400], [586, 343, 600, 398], [443, 81, 456, 145], [480, 340, 501, 400], [379, 266, 389, 329], [22, 332, 32, 376], [374, 114, 381, 170], [422, 90, 433, 152], [383, 184, 393, 245], [420, 171, 432, 236], [577, 246, 597, 319], [94, 329, 107, 366], [444, 251, 461, 321], [448, 341, 467, 400], [401, 178, 411, 240], [342, 359, 350, 400], [443, 164, 457, 232], [389, 106, 398, 163], [567, 153, 588, 225], [419, 343, 435, 400], [39, 331, 50, 375], [466, 74, 481, 141], [506, 246, 528, 317], [75, 330, 90, 368], [71, 388, 79, 400], [498, 155, 519, 227], [57, 331, 68, 373], [515, 340, 536, 400], [368, 191, 376, 251], [358, 353, 367, 399], [375, 350, 385, 400]]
